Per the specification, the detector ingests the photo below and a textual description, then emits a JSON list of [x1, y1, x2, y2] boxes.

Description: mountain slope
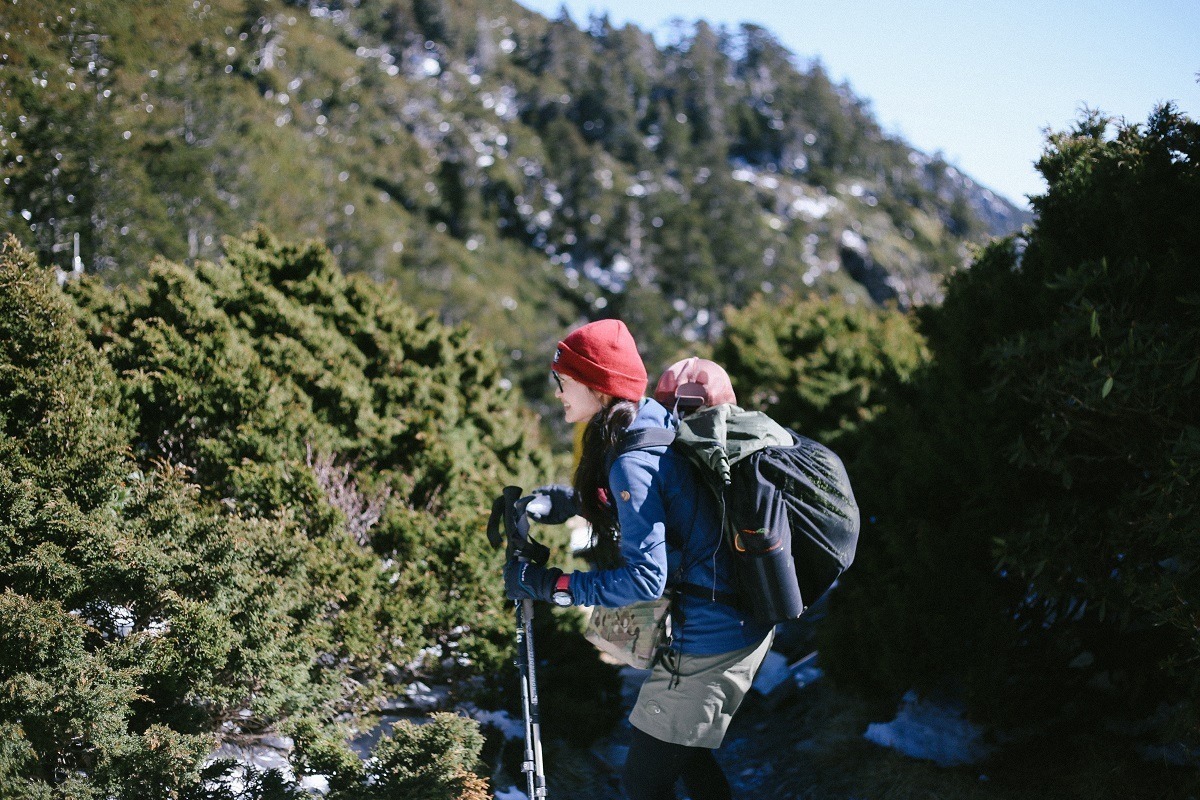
[[1, 0, 1030, 407]]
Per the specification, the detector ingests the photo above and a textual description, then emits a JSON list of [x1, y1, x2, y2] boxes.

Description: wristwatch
[[551, 573, 573, 607]]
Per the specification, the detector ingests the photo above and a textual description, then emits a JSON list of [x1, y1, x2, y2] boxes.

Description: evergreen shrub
[[818, 106, 1200, 745], [0, 230, 564, 796], [715, 292, 929, 454]]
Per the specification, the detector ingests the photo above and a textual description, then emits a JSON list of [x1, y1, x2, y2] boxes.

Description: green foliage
[[715, 292, 929, 450], [76, 227, 551, 654], [819, 106, 1200, 743], [1, 235, 218, 796], [1, 0, 1026, 420], [320, 713, 489, 800], [0, 231, 556, 796]]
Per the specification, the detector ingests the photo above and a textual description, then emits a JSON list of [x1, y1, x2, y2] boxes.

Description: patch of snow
[[300, 774, 330, 793], [462, 705, 525, 741], [111, 607, 134, 637], [403, 681, 450, 711], [73, 603, 174, 639], [495, 785, 529, 800], [379, 695, 409, 713], [790, 194, 836, 220], [863, 690, 991, 767], [206, 743, 288, 775], [204, 738, 317, 795], [839, 229, 868, 255], [790, 651, 823, 690]]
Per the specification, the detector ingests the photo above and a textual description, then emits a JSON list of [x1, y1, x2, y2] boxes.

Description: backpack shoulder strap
[[616, 427, 677, 455], [613, 426, 741, 609], [604, 427, 677, 484]]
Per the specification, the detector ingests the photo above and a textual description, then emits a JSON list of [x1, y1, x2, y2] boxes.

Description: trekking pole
[[488, 486, 552, 799], [516, 594, 548, 798]]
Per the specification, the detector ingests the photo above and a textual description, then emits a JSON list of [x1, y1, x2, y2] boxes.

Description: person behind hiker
[[503, 319, 774, 800]]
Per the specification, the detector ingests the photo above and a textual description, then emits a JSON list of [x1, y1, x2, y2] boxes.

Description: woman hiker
[[503, 319, 774, 800]]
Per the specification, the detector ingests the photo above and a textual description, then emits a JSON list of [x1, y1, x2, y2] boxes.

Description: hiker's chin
[[563, 403, 593, 424]]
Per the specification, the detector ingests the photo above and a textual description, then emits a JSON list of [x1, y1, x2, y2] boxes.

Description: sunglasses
[[551, 371, 564, 392]]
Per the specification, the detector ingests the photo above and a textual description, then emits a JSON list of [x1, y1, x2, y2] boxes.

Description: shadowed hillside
[[1, 0, 1029, 413]]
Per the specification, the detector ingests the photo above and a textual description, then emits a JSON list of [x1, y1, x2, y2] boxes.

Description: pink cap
[[653, 357, 737, 410]]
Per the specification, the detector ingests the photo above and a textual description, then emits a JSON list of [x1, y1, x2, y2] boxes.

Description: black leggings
[[621, 726, 732, 800]]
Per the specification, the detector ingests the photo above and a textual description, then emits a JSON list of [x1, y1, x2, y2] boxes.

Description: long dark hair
[[574, 399, 639, 568]]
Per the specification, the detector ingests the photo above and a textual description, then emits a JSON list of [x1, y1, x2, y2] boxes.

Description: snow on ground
[[863, 689, 991, 766], [791, 653, 823, 690], [839, 228, 868, 254], [403, 679, 451, 710], [205, 737, 329, 795], [462, 704, 525, 741], [790, 193, 837, 220], [751, 650, 791, 696], [750, 649, 991, 770]]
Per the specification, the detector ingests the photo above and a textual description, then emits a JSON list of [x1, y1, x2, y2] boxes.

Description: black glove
[[519, 484, 580, 525], [504, 558, 563, 602]]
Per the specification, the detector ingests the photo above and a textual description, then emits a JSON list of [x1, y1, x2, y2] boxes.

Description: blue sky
[[518, 0, 1200, 209]]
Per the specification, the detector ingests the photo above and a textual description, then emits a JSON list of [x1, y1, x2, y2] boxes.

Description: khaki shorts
[[628, 630, 774, 748]]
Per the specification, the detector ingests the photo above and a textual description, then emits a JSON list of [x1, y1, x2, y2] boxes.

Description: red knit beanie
[[552, 319, 647, 401]]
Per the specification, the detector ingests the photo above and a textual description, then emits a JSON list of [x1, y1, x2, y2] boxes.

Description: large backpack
[[619, 403, 859, 624]]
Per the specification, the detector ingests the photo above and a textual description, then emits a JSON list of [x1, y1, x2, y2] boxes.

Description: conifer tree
[[0, 235, 231, 794], [715, 293, 929, 452], [1, 230, 557, 795], [820, 106, 1200, 741]]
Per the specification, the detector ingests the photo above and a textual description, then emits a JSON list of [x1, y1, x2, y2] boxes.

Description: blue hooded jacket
[[567, 399, 773, 655]]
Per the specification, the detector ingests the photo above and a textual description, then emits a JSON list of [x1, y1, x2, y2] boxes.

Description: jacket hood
[[627, 397, 677, 433]]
